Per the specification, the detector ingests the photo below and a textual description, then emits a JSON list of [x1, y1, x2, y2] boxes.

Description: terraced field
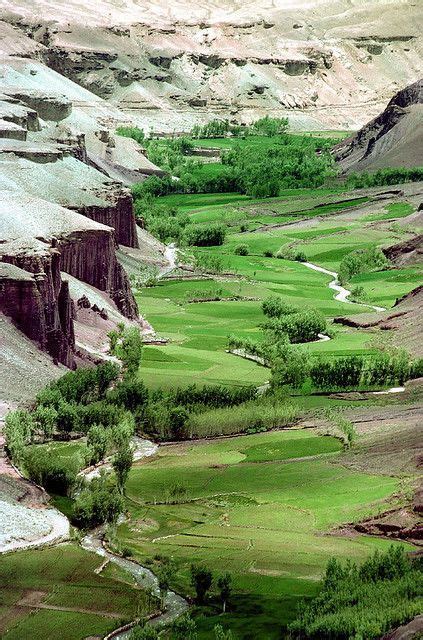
[[0, 544, 156, 640], [137, 186, 421, 389], [117, 429, 411, 638]]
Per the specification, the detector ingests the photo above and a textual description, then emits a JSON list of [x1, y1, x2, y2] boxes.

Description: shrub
[[234, 244, 249, 256], [183, 224, 226, 247], [73, 474, 124, 528], [263, 249, 274, 257], [289, 546, 422, 640]]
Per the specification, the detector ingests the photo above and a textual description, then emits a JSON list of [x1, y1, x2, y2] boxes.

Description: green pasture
[[0, 544, 155, 640], [118, 429, 410, 638]]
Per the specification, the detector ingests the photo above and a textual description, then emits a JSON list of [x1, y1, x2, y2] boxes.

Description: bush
[[338, 246, 389, 284], [263, 249, 274, 257], [183, 224, 226, 247], [234, 244, 249, 256], [289, 546, 422, 640], [73, 474, 124, 528]]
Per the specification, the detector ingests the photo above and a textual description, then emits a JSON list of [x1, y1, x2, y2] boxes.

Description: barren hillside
[[0, 0, 422, 132]]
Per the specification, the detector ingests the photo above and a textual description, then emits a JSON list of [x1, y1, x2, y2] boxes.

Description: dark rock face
[[59, 230, 138, 318], [334, 78, 423, 172], [75, 190, 139, 249], [0, 258, 75, 368]]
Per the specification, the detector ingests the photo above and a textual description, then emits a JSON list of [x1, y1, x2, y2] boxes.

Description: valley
[[0, 4, 422, 640]]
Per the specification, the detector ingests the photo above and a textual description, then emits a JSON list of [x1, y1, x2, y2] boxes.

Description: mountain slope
[[334, 78, 423, 172], [0, 0, 422, 132]]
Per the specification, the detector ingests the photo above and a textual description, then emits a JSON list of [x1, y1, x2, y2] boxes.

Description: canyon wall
[[1, 0, 421, 132]]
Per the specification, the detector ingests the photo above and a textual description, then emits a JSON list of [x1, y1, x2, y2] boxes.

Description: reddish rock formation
[[0, 258, 75, 368], [0, 191, 137, 367]]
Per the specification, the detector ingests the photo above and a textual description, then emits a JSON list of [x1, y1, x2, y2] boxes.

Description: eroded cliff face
[[1, 0, 421, 132], [0, 255, 75, 368], [0, 188, 137, 370]]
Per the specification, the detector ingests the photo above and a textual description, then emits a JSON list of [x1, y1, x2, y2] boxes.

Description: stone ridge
[[0, 191, 138, 366]]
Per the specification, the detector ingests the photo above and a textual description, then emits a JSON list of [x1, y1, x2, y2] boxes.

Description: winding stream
[[81, 530, 188, 638], [302, 261, 386, 312], [80, 434, 188, 637]]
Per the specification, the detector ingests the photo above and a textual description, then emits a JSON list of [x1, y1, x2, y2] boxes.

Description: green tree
[[217, 573, 232, 613], [190, 564, 213, 604], [112, 442, 133, 493], [87, 424, 109, 465], [119, 327, 143, 377]]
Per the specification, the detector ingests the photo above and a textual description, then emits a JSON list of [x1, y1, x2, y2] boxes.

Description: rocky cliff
[[1, 0, 421, 132], [0, 189, 137, 369], [334, 78, 423, 172]]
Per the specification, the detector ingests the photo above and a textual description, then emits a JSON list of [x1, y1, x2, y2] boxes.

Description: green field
[[135, 180, 422, 390], [117, 429, 410, 639], [0, 544, 156, 640]]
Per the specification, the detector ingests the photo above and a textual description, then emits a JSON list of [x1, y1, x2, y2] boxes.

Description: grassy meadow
[[117, 428, 411, 638], [0, 544, 156, 640]]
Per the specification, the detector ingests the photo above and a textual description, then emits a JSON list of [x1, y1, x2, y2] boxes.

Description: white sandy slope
[[0, 500, 69, 553]]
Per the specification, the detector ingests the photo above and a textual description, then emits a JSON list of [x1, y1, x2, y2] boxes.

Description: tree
[[169, 406, 189, 440], [33, 405, 58, 439], [4, 409, 35, 464], [112, 443, 133, 493], [87, 424, 109, 465], [119, 328, 143, 377], [217, 573, 232, 613], [172, 613, 198, 640], [190, 564, 213, 604], [73, 473, 124, 528], [157, 560, 172, 608]]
